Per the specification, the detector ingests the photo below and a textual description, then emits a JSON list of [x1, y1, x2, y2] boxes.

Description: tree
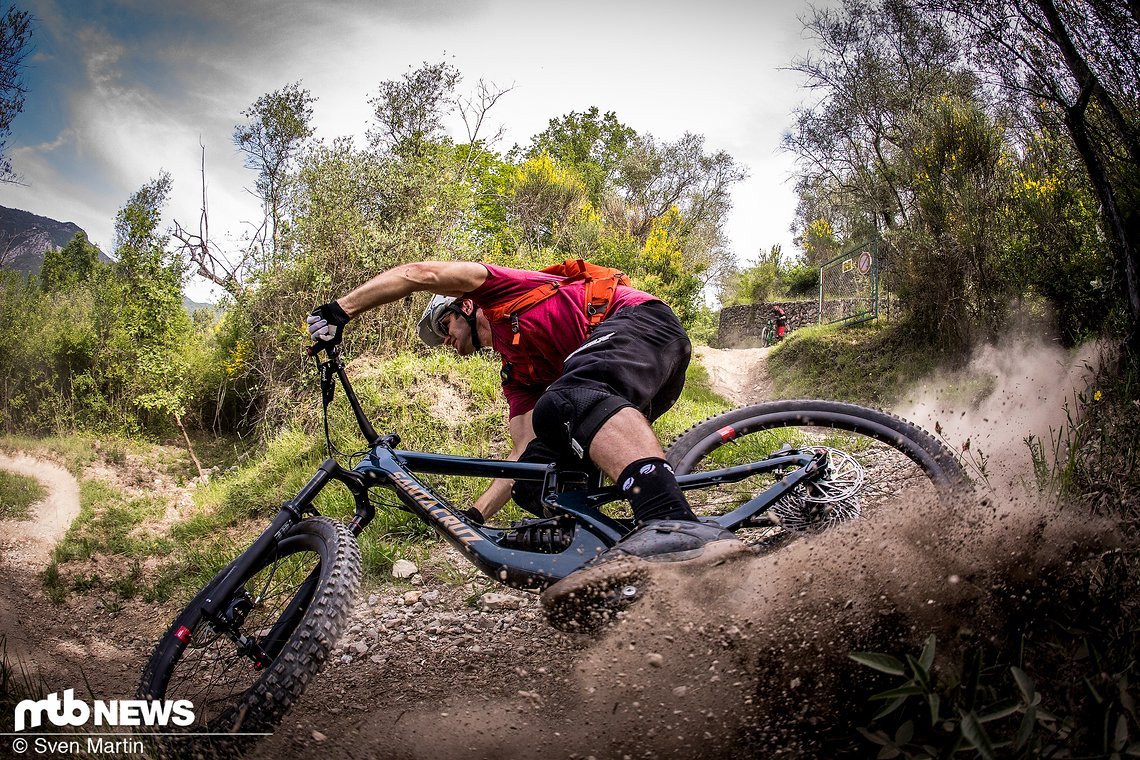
[[233, 82, 316, 266], [508, 152, 589, 249], [785, 0, 1034, 348], [0, 4, 31, 183], [172, 143, 248, 299], [525, 107, 637, 204], [1010, 126, 1115, 341], [112, 173, 202, 474], [784, 0, 977, 241], [889, 95, 1021, 345], [720, 245, 817, 306], [939, 0, 1140, 347], [616, 132, 745, 293], [40, 231, 100, 291], [368, 60, 460, 153]]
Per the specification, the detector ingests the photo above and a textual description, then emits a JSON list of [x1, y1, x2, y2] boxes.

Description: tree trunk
[[1065, 96, 1140, 349], [174, 412, 205, 479], [1031, 0, 1140, 348], [1033, 0, 1140, 168]]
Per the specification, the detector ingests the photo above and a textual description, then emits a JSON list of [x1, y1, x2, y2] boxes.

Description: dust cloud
[[380, 337, 1116, 758], [899, 336, 1102, 493]]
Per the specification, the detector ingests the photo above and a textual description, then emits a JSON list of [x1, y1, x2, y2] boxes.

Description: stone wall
[[714, 301, 819, 348]]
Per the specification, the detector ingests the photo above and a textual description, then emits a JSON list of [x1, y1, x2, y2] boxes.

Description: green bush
[[781, 263, 819, 298]]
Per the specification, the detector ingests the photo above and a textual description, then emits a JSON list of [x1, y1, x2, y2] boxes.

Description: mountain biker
[[771, 304, 787, 341], [306, 260, 744, 583]]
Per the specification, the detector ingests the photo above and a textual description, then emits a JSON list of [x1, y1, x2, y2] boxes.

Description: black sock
[[617, 457, 697, 524]]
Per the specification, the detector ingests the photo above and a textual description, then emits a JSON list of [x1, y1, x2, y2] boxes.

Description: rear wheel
[[666, 400, 965, 548], [137, 517, 360, 753]]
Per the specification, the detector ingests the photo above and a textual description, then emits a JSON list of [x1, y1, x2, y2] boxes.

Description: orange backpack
[[483, 259, 630, 345]]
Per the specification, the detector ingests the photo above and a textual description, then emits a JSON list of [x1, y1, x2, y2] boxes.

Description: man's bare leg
[[586, 406, 666, 479]]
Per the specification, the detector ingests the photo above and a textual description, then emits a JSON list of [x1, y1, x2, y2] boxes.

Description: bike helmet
[[417, 295, 485, 350], [418, 295, 459, 346]]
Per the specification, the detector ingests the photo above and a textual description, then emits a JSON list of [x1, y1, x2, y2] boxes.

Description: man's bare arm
[[337, 261, 489, 318]]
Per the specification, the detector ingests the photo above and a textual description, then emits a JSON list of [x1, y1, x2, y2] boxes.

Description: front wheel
[[665, 400, 965, 545], [137, 516, 360, 750]]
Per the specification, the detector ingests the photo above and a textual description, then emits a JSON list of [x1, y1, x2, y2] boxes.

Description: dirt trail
[[693, 345, 774, 405], [0, 451, 159, 708], [0, 451, 81, 564], [0, 452, 85, 667]]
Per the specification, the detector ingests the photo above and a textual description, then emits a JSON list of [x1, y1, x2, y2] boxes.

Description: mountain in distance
[[0, 204, 112, 274], [0, 205, 215, 312]]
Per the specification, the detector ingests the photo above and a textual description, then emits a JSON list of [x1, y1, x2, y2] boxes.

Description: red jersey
[[467, 264, 656, 417]]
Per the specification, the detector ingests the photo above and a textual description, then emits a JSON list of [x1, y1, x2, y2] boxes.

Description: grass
[[0, 434, 101, 477], [0, 636, 48, 732], [42, 478, 174, 605], [767, 321, 960, 407], [0, 470, 46, 519], [54, 481, 171, 561]]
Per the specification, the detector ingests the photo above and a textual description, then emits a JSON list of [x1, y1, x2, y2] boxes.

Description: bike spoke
[[676, 422, 947, 540]]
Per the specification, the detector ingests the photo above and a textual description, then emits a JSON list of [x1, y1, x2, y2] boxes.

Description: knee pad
[[531, 386, 632, 460]]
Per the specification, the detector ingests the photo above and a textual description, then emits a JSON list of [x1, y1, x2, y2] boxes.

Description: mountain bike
[[760, 317, 788, 347], [136, 342, 964, 749]]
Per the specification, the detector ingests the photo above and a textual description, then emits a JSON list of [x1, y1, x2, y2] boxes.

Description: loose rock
[[392, 559, 418, 579], [479, 592, 522, 611]]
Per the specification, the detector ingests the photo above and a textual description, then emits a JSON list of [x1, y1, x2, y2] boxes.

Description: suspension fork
[[197, 458, 361, 621]]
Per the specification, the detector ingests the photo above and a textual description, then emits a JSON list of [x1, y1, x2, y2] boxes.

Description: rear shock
[[500, 517, 576, 553]]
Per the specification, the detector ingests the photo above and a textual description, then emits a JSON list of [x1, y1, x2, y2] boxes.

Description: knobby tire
[[665, 399, 965, 540], [137, 516, 360, 755]]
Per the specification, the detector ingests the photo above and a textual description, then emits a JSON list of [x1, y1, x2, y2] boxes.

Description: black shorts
[[528, 300, 692, 460]]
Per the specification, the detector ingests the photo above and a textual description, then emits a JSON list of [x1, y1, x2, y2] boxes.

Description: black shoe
[[540, 519, 749, 632], [587, 519, 743, 565]]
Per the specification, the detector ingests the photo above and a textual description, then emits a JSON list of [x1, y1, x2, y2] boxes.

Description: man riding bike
[[307, 260, 744, 592], [771, 304, 788, 341]]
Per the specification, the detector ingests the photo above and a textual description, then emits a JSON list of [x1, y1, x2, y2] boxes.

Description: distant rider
[[771, 304, 787, 341]]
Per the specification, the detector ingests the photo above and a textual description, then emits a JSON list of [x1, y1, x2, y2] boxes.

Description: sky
[[0, 0, 823, 301]]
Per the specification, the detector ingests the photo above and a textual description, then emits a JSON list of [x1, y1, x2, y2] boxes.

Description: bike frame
[[198, 346, 827, 627]]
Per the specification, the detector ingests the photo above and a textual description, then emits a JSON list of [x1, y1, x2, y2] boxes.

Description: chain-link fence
[[818, 240, 880, 325]]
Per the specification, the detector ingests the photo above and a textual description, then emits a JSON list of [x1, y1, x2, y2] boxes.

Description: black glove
[[462, 507, 485, 525], [306, 301, 350, 347]]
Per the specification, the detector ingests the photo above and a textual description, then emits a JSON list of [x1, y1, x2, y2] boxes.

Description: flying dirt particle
[[646, 653, 664, 667]]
